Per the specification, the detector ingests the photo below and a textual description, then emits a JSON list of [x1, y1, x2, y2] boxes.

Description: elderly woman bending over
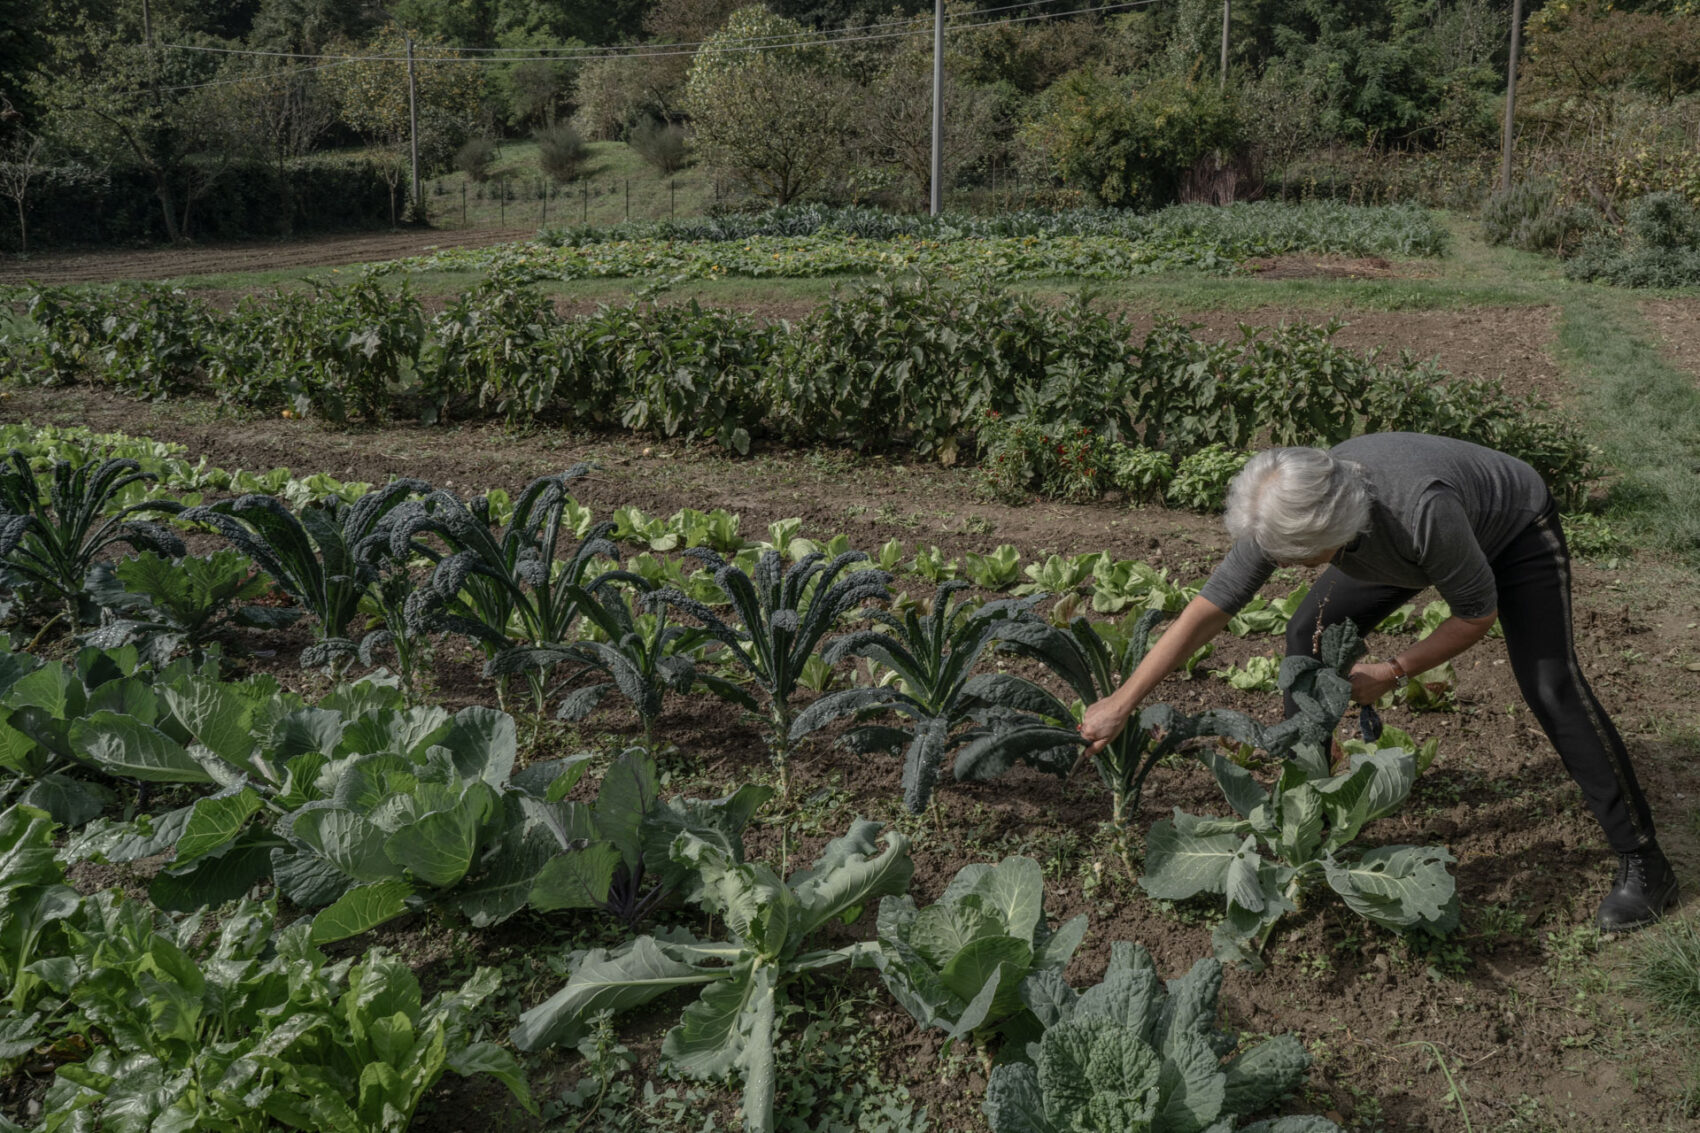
[[1078, 432, 1673, 932]]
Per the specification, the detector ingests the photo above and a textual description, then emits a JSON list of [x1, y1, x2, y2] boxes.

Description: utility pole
[[141, 0, 153, 50], [929, 0, 944, 216], [1500, 0, 1524, 192], [405, 34, 421, 217], [1219, 0, 1230, 90]]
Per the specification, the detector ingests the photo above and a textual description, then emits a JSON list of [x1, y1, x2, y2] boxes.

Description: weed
[[1631, 915, 1700, 1028]]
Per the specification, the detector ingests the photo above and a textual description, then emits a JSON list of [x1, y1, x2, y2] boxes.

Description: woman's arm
[[1079, 594, 1233, 755], [1347, 611, 1497, 704]]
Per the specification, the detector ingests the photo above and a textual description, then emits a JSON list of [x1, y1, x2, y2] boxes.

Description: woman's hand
[[1347, 662, 1400, 705], [1079, 696, 1133, 757]]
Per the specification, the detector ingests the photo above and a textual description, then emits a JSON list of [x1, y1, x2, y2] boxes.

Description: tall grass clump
[[535, 123, 588, 184]]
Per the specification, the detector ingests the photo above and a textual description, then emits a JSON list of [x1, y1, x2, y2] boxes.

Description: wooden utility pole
[[1501, 0, 1524, 192], [405, 34, 421, 215], [1219, 0, 1230, 90], [929, 0, 944, 216]]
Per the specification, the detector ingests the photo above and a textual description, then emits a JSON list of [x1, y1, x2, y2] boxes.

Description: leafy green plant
[[392, 468, 605, 663], [1139, 628, 1458, 966], [1213, 654, 1283, 692], [0, 804, 80, 1015], [984, 942, 1335, 1133], [182, 479, 430, 668], [966, 611, 1214, 873], [526, 746, 773, 928], [0, 453, 185, 626], [490, 572, 706, 748], [1167, 444, 1253, 511], [29, 892, 534, 1133], [92, 286, 214, 399], [513, 820, 914, 1133], [1014, 552, 1100, 598], [1109, 443, 1175, 502], [789, 580, 1046, 813], [653, 549, 890, 792], [874, 855, 1086, 1052], [964, 545, 1023, 590], [85, 549, 301, 661], [424, 264, 566, 423]]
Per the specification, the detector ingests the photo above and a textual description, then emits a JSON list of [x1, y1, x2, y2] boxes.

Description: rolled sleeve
[[1414, 489, 1497, 618], [1198, 538, 1277, 616]]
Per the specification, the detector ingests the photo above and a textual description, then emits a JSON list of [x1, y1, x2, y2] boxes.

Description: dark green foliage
[[653, 548, 890, 790], [0, 453, 184, 623], [1166, 444, 1253, 512], [391, 467, 609, 665], [8, 288, 115, 386], [790, 580, 1048, 813], [1025, 72, 1246, 209], [86, 549, 301, 661], [423, 266, 568, 423], [1568, 192, 1700, 288], [181, 479, 430, 667], [454, 136, 498, 183], [488, 571, 706, 746], [525, 746, 773, 928], [535, 122, 588, 183], [629, 118, 690, 175], [984, 943, 1331, 1133], [91, 287, 215, 399], [1480, 178, 1603, 256]]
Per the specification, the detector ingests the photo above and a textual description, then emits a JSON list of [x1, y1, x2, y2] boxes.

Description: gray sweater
[[1197, 433, 1552, 619]]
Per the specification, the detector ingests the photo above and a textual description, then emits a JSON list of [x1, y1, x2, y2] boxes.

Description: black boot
[[1596, 841, 1679, 933]]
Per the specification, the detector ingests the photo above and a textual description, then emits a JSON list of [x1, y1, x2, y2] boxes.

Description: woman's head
[[1224, 447, 1371, 564]]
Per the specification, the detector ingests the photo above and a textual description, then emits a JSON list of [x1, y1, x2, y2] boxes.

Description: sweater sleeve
[[1413, 487, 1498, 619], [1197, 537, 1277, 616]]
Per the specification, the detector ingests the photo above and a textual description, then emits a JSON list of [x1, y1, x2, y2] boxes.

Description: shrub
[[1022, 71, 1245, 209], [535, 123, 588, 184], [454, 137, 498, 183], [1480, 177, 1603, 256], [1567, 192, 1700, 288], [1167, 444, 1251, 511], [628, 118, 689, 174]]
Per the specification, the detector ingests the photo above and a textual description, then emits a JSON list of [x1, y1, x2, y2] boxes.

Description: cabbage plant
[[986, 942, 1337, 1133], [514, 819, 913, 1133]]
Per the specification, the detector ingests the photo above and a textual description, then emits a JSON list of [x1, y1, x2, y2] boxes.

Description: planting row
[[1, 272, 1597, 507], [529, 200, 1451, 258]]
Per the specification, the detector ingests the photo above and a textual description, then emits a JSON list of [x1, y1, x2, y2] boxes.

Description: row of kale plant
[[1, 269, 1597, 505]]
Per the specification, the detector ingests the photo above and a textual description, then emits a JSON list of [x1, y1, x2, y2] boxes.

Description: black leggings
[[1282, 502, 1656, 853]]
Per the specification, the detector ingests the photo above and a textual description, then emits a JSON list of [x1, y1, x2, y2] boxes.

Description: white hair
[[1223, 447, 1372, 563]]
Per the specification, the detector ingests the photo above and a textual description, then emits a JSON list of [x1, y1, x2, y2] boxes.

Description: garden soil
[[10, 369, 1700, 1131], [1641, 299, 1700, 386]]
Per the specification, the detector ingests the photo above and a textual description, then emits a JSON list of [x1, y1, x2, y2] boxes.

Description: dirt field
[[10, 372, 1700, 1132]]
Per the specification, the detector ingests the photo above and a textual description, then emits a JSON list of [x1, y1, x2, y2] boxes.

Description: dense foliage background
[[0, 0, 1695, 248]]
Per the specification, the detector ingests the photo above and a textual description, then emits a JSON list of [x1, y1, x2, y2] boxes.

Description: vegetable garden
[[2, 203, 1700, 1133]]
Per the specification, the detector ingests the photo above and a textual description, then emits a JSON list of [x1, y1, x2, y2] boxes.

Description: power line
[[161, 0, 1162, 68]]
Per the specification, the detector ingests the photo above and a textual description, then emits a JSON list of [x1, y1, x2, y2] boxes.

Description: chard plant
[[653, 548, 890, 793], [874, 856, 1086, 1056], [986, 942, 1336, 1133], [513, 819, 914, 1133], [181, 478, 431, 670], [525, 746, 773, 928], [23, 886, 534, 1133], [0, 453, 185, 631], [788, 580, 1048, 813]]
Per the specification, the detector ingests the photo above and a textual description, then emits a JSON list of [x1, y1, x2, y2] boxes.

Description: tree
[[859, 37, 1000, 208], [322, 24, 485, 221], [30, 14, 227, 242], [0, 131, 44, 253], [683, 6, 853, 205]]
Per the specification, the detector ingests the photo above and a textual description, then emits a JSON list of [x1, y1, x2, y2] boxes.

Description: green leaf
[[1139, 814, 1240, 901], [310, 879, 415, 944], [984, 1063, 1055, 1133], [661, 961, 770, 1081], [293, 809, 404, 883], [942, 856, 1046, 944], [1153, 1026, 1228, 1133], [511, 935, 726, 1051], [70, 712, 215, 784], [1221, 1033, 1311, 1118], [939, 935, 1032, 1017], [148, 833, 275, 913], [789, 821, 914, 937], [1322, 845, 1458, 933], [382, 802, 487, 889], [175, 789, 261, 865], [17, 774, 112, 828], [527, 843, 622, 912], [435, 707, 517, 787], [445, 1043, 538, 1116]]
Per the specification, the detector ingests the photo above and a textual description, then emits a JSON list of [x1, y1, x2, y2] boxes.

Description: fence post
[[461, 182, 466, 226], [624, 178, 629, 221], [541, 180, 548, 226], [670, 179, 676, 217], [499, 177, 506, 225], [582, 181, 588, 223]]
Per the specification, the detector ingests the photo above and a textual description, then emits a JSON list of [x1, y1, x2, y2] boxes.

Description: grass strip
[[1558, 292, 1700, 561]]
